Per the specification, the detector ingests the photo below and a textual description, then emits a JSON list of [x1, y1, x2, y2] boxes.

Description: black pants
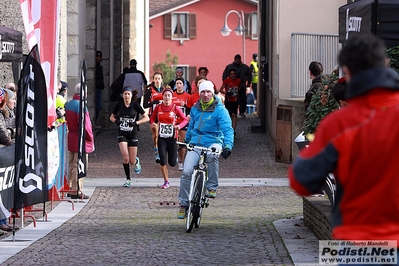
[[252, 83, 257, 99], [158, 137, 177, 166]]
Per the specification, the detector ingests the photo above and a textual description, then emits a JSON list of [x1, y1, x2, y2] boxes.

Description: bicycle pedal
[[205, 198, 209, 207]]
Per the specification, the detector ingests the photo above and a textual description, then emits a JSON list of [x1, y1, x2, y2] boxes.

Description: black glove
[[152, 100, 160, 105], [221, 148, 231, 160], [129, 121, 137, 127], [115, 118, 121, 126]]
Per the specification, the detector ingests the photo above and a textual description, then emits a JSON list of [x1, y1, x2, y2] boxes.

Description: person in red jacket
[[220, 68, 241, 133], [150, 88, 188, 189], [186, 77, 206, 109], [143, 72, 165, 163], [65, 83, 95, 199], [172, 77, 191, 170], [289, 34, 399, 254]]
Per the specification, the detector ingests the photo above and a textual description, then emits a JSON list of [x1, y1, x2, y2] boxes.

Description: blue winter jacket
[[186, 97, 234, 150]]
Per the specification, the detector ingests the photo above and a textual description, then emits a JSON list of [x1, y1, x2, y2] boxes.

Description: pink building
[[149, 0, 258, 87]]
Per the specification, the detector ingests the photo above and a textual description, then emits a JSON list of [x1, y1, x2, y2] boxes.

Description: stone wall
[[0, 0, 26, 86], [303, 196, 332, 240]]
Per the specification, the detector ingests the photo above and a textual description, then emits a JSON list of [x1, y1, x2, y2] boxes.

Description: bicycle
[[176, 142, 221, 233]]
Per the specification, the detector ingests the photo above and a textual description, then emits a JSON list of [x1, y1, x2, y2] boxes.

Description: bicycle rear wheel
[[186, 171, 204, 233]]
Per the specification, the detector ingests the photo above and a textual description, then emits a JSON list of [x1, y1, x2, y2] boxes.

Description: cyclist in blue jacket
[[177, 80, 234, 219]]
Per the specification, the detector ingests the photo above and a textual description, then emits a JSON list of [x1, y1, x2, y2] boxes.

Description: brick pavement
[[3, 186, 302, 265], [1, 115, 306, 265]]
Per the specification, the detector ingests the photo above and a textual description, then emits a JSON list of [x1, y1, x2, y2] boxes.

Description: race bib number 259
[[159, 123, 173, 138]]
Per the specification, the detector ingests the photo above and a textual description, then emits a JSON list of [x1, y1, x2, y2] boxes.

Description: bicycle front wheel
[[186, 171, 204, 233]]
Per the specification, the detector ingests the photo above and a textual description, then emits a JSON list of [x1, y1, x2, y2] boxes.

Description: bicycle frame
[[177, 142, 220, 232]]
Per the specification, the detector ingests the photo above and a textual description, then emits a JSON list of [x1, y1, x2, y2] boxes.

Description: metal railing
[[291, 33, 339, 97]]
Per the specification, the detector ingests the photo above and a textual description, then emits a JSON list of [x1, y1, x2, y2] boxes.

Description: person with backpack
[[149, 88, 188, 189]]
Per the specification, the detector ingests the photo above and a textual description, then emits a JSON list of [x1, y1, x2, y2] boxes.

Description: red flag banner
[[19, 0, 60, 126], [14, 45, 48, 209]]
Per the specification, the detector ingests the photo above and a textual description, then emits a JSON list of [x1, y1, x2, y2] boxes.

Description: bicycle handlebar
[[176, 142, 221, 155]]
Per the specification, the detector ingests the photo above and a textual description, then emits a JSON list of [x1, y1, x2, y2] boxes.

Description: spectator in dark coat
[[222, 54, 252, 117]]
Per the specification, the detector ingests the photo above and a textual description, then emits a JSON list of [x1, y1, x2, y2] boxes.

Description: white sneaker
[[178, 162, 184, 171]]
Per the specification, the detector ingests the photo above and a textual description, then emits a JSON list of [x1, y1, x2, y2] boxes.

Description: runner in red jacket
[[143, 72, 165, 163], [173, 77, 191, 170], [150, 88, 188, 189]]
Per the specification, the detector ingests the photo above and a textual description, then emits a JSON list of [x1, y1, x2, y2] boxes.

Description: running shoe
[[154, 148, 160, 163], [123, 179, 131, 187], [161, 181, 170, 189], [177, 206, 187, 219], [134, 157, 141, 174], [178, 162, 184, 171], [207, 190, 217, 198]]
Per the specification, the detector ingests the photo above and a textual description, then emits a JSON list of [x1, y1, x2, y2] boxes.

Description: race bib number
[[159, 123, 174, 138], [178, 106, 186, 115], [120, 118, 134, 132], [228, 87, 239, 96]]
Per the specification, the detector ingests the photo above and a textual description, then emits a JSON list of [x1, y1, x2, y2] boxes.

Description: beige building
[[260, 0, 349, 163]]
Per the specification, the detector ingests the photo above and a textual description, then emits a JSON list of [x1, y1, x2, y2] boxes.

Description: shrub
[[303, 70, 340, 135], [152, 50, 178, 84]]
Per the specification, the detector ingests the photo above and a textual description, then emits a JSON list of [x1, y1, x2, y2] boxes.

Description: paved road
[[0, 115, 318, 265]]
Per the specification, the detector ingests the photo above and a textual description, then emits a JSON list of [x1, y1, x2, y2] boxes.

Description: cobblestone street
[[1, 116, 305, 266]]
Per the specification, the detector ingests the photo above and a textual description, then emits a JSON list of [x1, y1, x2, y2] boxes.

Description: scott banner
[[19, 0, 60, 126], [0, 25, 23, 62], [0, 144, 15, 219], [14, 45, 48, 209]]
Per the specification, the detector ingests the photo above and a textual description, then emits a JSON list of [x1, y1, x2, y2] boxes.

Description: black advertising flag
[[0, 25, 23, 62], [14, 45, 48, 209], [78, 59, 87, 179]]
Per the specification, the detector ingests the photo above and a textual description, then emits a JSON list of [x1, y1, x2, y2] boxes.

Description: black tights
[[123, 163, 130, 180], [158, 137, 177, 167]]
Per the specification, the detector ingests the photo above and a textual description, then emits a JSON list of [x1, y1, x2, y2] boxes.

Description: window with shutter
[[244, 13, 251, 39], [174, 65, 190, 81], [245, 12, 258, 40], [189, 66, 197, 83], [164, 14, 172, 39], [189, 14, 197, 39], [164, 12, 197, 40], [172, 13, 189, 40]]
